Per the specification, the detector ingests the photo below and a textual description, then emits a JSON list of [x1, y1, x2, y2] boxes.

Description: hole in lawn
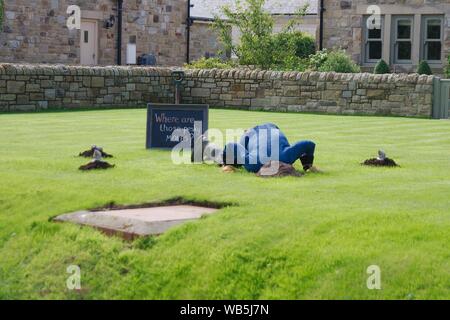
[[91, 196, 234, 211], [53, 197, 236, 241]]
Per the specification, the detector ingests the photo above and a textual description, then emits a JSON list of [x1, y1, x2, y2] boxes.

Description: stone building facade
[[189, 21, 228, 61], [2, 0, 447, 74], [323, 0, 450, 74], [0, 0, 188, 66]]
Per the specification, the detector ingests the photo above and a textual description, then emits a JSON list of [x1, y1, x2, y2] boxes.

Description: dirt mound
[[362, 158, 398, 167], [257, 161, 303, 178], [79, 161, 115, 171], [79, 148, 113, 158]]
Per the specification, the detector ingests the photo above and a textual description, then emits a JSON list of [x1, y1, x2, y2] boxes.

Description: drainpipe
[[319, 0, 325, 51], [117, 0, 123, 65], [186, 0, 193, 64]]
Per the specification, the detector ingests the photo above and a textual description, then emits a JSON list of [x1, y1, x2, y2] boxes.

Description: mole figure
[[79, 146, 115, 170]]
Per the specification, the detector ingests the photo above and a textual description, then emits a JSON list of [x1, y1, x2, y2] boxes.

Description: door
[[80, 20, 98, 65], [433, 78, 450, 119]]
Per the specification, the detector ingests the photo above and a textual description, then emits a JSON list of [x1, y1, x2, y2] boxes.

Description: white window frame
[[363, 16, 384, 64], [421, 15, 444, 65], [391, 16, 414, 64]]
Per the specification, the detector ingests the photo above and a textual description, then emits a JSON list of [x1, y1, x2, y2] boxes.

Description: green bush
[[417, 61, 432, 75], [184, 57, 236, 69], [308, 49, 330, 71], [272, 31, 315, 71], [373, 59, 390, 74], [274, 57, 308, 72], [310, 49, 361, 73], [274, 32, 316, 59]]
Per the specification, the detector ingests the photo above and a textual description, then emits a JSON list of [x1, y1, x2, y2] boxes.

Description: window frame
[[391, 15, 414, 64], [421, 15, 444, 65], [363, 15, 384, 64]]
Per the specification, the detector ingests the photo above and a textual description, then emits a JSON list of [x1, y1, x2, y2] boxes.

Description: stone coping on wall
[[0, 63, 178, 77], [0, 63, 435, 84], [184, 68, 435, 85]]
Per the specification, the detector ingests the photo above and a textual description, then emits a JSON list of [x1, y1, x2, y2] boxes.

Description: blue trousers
[[224, 123, 316, 173]]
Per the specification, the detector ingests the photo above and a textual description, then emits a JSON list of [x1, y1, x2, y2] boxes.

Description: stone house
[[0, 0, 189, 66], [189, 0, 319, 61], [0, 0, 318, 66], [321, 0, 450, 74], [1, 0, 448, 74]]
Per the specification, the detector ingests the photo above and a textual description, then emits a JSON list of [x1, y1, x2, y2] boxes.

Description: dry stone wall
[[0, 64, 434, 117], [0, 64, 174, 111], [183, 69, 434, 117]]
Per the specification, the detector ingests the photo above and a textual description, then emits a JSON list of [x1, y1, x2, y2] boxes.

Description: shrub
[[274, 57, 308, 72], [184, 57, 236, 69], [308, 49, 330, 71], [274, 32, 316, 59], [272, 31, 315, 71], [373, 59, 390, 74], [417, 61, 432, 75], [311, 49, 361, 73]]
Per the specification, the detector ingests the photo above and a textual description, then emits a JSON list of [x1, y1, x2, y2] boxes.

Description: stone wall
[[323, 0, 450, 74], [0, 64, 174, 111], [0, 64, 434, 117], [0, 0, 188, 66], [182, 69, 433, 117]]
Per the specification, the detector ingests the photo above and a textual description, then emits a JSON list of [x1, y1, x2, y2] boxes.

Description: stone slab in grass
[[54, 205, 218, 239]]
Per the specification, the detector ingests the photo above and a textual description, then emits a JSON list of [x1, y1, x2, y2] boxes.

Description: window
[[392, 16, 414, 63], [84, 30, 89, 43], [422, 16, 443, 63], [363, 16, 383, 63]]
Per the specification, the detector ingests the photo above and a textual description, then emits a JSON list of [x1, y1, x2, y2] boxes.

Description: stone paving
[[54, 205, 218, 239]]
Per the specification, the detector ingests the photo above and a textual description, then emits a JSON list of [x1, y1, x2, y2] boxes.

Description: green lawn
[[0, 109, 449, 300]]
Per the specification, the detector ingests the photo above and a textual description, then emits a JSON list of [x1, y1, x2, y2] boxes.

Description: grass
[[0, 108, 449, 300]]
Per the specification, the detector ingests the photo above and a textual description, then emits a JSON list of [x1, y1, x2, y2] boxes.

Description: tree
[[212, 0, 310, 70]]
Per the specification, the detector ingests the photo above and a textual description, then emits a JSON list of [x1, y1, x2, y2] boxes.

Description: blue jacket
[[223, 123, 315, 173]]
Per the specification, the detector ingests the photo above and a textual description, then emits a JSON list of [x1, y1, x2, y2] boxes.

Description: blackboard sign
[[146, 103, 209, 149]]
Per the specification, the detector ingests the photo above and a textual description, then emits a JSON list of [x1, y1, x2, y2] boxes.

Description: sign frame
[[146, 103, 209, 149]]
